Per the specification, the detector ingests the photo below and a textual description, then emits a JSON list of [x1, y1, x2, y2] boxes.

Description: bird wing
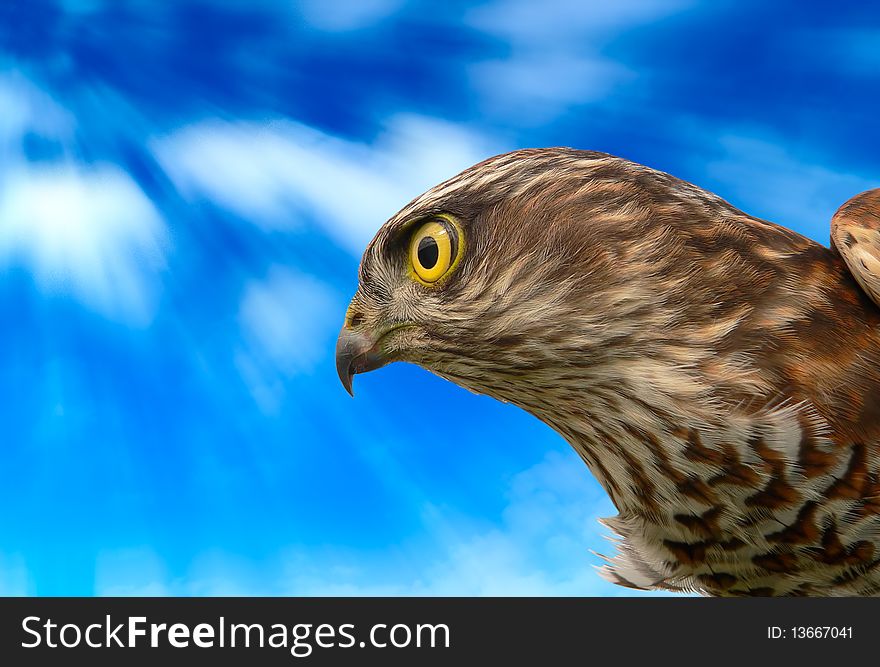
[[831, 189, 880, 308]]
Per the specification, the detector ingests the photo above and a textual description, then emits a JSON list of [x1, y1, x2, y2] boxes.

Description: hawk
[[335, 148, 880, 596]]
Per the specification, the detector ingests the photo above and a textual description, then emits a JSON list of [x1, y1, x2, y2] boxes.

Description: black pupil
[[417, 236, 439, 269]]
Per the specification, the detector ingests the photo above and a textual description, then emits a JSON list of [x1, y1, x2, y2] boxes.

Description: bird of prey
[[335, 148, 880, 596]]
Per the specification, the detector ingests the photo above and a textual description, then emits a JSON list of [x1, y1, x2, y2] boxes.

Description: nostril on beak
[[347, 310, 365, 328]]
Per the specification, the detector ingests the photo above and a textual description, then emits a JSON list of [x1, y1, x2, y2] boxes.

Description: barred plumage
[[337, 148, 880, 596]]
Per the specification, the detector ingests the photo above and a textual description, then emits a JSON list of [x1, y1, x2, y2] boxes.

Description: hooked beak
[[335, 327, 391, 396]]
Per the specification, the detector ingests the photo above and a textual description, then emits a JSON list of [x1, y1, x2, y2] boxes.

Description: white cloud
[[236, 266, 341, 413], [466, 0, 691, 44], [470, 54, 634, 122], [150, 114, 495, 253], [0, 553, 31, 595], [0, 71, 167, 325], [95, 548, 172, 596], [294, 450, 673, 596], [464, 0, 692, 122], [94, 451, 667, 596], [295, 0, 404, 32], [239, 267, 339, 373], [0, 163, 168, 325], [0, 71, 76, 153], [700, 134, 876, 243], [283, 451, 641, 596]]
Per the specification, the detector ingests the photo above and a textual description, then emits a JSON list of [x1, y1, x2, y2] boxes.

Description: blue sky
[[0, 0, 876, 596]]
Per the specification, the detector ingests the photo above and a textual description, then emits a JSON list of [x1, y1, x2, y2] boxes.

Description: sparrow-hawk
[[336, 148, 880, 596]]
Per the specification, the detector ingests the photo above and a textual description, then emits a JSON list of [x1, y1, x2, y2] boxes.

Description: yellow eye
[[408, 217, 462, 285]]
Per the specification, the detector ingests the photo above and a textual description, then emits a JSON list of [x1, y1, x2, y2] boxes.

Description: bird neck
[[501, 354, 754, 518]]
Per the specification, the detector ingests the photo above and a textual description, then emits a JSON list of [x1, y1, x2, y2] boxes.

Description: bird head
[[335, 148, 696, 415]]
